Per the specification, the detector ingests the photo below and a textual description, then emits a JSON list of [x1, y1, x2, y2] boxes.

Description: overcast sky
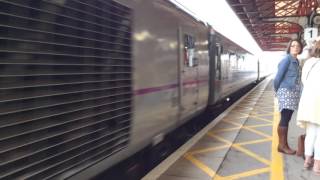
[[171, 0, 262, 55]]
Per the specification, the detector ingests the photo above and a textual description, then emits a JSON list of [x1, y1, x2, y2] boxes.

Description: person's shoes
[[303, 156, 313, 170], [277, 126, 296, 155], [277, 146, 296, 155], [313, 160, 320, 176]]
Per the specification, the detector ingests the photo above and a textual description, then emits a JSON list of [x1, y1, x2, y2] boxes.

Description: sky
[[171, 0, 263, 55]]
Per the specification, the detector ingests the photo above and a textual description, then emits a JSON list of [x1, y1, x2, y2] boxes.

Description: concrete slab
[[216, 147, 267, 177]]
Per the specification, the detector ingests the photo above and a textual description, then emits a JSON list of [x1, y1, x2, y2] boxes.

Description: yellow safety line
[[185, 83, 279, 180], [222, 119, 248, 124], [235, 109, 251, 112], [235, 138, 272, 146], [254, 103, 273, 106], [234, 105, 253, 108], [233, 106, 253, 109], [190, 132, 270, 155], [232, 144, 271, 165], [207, 132, 232, 145], [179, 82, 282, 180], [218, 167, 270, 180], [183, 153, 222, 178], [253, 109, 273, 113], [221, 119, 245, 126], [231, 110, 251, 116], [207, 132, 271, 165], [270, 98, 284, 180], [237, 99, 256, 102], [234, 104, 253, 108], [242, 126, 272, 138], [245, 123, 273, 128], [249, 115, 273, 123], [212, 126, 241, 133], [251, 112, 274, 116], [236, 105, 256, 109], [224, 115, 248, 119], [189, 144, 230, 155], [223, 120, 271, 138], [253, 105, 274, 109], [254, 105, 274, 109], [251, 113, 274, 118]]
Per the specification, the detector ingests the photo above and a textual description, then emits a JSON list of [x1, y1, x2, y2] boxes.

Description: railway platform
[[142, 77, 318, 180]]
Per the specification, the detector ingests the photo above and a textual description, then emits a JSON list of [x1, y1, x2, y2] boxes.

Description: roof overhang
[[226, 0, 320, 51]]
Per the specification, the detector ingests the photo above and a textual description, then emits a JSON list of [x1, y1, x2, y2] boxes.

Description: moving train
[[0, 0, 268, 179]]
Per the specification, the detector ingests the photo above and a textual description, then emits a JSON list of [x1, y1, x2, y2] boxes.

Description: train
[[0, 0, 269, 179]]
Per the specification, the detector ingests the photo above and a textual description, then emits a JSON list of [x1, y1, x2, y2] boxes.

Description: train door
[[178, 27, 199, 121], [216, 44, 222, 81], [208, 29, 216, 105], [212, 43, 223, 103]]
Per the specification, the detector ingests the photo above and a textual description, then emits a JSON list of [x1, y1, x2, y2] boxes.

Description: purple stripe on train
[[134, 79, 208, 96]]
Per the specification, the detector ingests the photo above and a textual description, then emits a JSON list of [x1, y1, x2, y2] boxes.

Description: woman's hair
[[285, 39, 303, 54], [310, 39, 320, 58]]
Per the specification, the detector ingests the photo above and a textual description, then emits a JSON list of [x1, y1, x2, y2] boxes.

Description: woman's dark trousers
[[277, 109, 295, 155]]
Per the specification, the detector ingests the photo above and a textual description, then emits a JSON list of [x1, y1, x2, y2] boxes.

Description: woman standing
[[297, 39, 320, 175], [274, 39, 302, 155]]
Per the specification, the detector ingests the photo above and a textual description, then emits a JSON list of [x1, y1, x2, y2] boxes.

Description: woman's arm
[[273, 56, 290, 92]]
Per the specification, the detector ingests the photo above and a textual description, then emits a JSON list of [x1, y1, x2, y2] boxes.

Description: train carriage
[[0, 0, 263, 179]]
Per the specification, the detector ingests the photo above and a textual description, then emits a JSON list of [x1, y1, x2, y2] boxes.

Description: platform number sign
[[304, 27, 318, 41]]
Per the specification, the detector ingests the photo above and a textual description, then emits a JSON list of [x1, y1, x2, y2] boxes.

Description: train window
[[184, 34, 197, 67]]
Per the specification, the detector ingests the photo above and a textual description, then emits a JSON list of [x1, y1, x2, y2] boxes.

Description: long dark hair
[[285, 39, 303, 54]]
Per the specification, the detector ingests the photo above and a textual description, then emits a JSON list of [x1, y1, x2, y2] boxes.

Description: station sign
[[304, 27, 318, 41]]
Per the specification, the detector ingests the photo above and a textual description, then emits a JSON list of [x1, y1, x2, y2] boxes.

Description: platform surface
[[143, 78, 319, 180]]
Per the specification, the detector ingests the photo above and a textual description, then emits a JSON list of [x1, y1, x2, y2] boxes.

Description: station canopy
[[226, 0, 320, 51]]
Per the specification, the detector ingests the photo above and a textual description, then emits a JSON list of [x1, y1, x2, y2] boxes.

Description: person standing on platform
[[274, 39, 303, 155], [296, 39, 320, 175]]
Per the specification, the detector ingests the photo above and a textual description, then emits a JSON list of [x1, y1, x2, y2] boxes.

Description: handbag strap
[[306, 60, 319, 80]]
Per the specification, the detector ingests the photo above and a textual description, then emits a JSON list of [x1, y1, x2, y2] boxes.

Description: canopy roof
[[226, 0, 320, 51]]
